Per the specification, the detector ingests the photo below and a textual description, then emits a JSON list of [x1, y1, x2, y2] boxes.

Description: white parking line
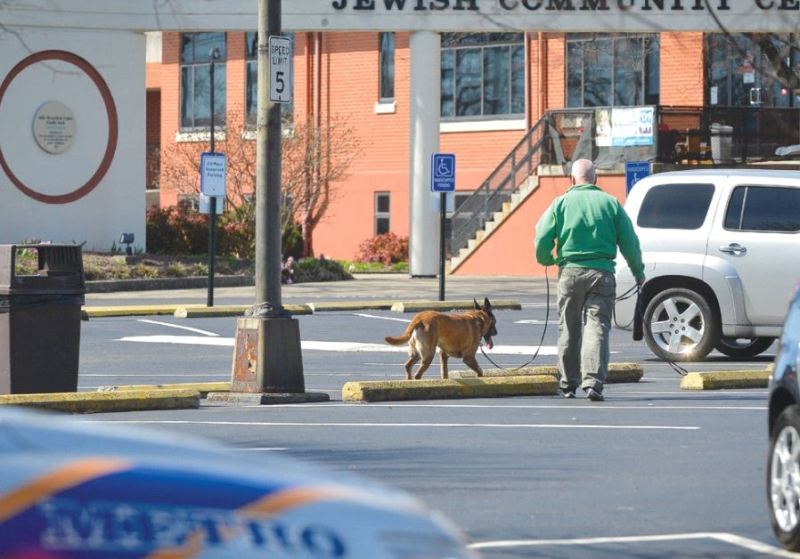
[[92, 420, 700, 431], [232, 402, 764, 411], [137, 319, 219, 337], [353, 313, 410, 323], [117, 335, 563, 355], [469, 532, 794, 557]]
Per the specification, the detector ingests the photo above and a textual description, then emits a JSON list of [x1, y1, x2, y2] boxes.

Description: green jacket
[[535, 184, 645, 280]]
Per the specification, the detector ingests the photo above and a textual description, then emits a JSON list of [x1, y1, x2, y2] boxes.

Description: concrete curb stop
[[0, 389, 201, 413], [680, 369, 771, 390], [308, 301, 395, 312], [342, 375, 558, 402], [174, 304, 312, 318], [82, 299, 523, 319], [450, 362, 643, 383], [83, 304, 206, 320], [206, 391, 330, 404], [98, 382, 231, 397], [390, 300, 523, 312]]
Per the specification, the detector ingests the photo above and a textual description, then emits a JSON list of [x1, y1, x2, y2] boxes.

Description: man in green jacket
[[535, 159, 645, 402]]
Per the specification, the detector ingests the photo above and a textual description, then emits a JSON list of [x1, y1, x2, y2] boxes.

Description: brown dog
[[384, 297, 498, 380]]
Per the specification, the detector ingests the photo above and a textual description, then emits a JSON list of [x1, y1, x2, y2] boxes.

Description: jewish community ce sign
[[289, 0, 799, 32]]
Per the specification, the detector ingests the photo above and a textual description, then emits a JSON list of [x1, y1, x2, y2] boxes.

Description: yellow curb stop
[[450, 362, 643, 383], [307, 301, 395, 312], [173, 304, 312, 318], [83, 304, 206, 319], [342, 375, 558, 402], [0, 389, 200, 413], [680, 369, 771, 390], [390, 300, 522, 312], [98, 382, 231, 397]]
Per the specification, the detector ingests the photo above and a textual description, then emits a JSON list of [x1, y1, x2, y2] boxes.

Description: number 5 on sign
[[269, 35, 293, 104]]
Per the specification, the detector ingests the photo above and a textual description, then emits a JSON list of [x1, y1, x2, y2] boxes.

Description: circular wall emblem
[[0, 50, 118, 204], [32, 101, 76, 155]]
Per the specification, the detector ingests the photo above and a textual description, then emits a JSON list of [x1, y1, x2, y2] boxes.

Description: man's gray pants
[[556, 267, 616, 394]]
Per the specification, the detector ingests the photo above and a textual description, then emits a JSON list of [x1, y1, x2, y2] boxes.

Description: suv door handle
[[719, 243, 747, 255]]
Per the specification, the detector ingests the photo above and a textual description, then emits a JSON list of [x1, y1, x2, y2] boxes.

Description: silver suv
[[615, 169, 800, 362]]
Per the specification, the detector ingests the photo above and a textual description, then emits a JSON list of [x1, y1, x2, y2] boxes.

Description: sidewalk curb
[[342, 375, 558, 402], [680, 369, 771, 390], [0, 389, 200, 413], [450, 362, 643, 383]]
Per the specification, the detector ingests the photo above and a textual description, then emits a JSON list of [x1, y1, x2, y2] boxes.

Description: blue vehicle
[[767, 284, 800, 550], [0, 407, 477, 559]]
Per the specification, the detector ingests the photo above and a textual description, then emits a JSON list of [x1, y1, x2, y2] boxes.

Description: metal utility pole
[[207, 47, 220, 308], [255, 0, 282, 310], [228, 0, 312, 399]]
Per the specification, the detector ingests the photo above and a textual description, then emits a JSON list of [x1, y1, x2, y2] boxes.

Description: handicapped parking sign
[[625, 161, 651, 194], [431, 153, 456, 192]]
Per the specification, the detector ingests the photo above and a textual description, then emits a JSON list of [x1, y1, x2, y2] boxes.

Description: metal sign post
[[431, 153, 455, 302], [200, 151, 226, 307]]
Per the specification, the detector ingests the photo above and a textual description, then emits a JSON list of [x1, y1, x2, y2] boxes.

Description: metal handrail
[[449, 115, 549, 256]]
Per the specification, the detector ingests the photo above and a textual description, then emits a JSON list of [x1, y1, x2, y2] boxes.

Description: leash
[[479, 266, 551, 372], [614, 282, 689, 377]]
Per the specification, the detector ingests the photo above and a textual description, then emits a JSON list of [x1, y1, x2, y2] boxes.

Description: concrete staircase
[[448, 175, 539, 274]]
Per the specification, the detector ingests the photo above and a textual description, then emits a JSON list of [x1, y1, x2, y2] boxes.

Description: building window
[[178, 194, 200, 211], [379, 33, 395, 101], [566, 34, 659, 108], [375, 192, 390, 235], [180, 33, 227, 129], [708, 34, 799, 108], [441, 33, 525, 120], [246, 32, 294, 127]]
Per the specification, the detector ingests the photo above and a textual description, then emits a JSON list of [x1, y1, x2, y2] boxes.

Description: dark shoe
[[560, 389, 575, 399], [586, 388, 604, 402]]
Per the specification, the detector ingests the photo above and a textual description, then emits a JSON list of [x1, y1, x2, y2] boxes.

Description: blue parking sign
[[431, 153, 456, 192], [625, 161, 651, 194]]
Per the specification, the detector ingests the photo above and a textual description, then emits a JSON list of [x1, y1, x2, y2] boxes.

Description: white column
[[409, 30, 440, 277]]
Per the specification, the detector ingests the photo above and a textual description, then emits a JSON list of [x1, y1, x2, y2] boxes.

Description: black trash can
[[0, 245, 85, 394]]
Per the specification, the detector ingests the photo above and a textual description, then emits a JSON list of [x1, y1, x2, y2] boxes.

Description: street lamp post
[[207, 47, 221, 308], [227, 0, 318, 401]]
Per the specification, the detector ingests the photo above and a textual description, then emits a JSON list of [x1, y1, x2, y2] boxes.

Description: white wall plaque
[[32, 101, 76, 154]]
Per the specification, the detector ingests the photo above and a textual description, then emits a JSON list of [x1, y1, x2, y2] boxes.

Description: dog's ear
[[483, 297, 492, 311], [473, 298, 480, 310]]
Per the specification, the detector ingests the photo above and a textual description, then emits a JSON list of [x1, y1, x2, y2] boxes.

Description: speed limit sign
[[269, 35, 293, 104]]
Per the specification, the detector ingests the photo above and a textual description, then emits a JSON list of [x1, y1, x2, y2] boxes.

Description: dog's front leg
[[463, 355, 484, 377], [440, 351, 449, 380]]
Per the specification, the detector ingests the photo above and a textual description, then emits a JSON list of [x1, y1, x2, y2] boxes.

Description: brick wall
[[660, 32, 705, 106]]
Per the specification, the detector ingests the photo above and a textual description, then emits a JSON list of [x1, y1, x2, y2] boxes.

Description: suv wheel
[[769, 406, 800, 551], [643, 287, 719, 362], [715, 337, 775, 359]]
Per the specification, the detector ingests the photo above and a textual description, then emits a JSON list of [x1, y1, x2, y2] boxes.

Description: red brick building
[[146, 30, 798, 275]]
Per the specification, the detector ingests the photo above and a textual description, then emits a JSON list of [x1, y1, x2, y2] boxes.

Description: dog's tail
[[384, 318, 423, 346]]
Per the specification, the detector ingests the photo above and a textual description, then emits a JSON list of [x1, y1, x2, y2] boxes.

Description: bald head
[[571, 159, 596, 185]]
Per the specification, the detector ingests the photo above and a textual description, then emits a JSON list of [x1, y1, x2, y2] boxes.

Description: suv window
[[725, 185, 800, 232], [637, 183, 715, 229]]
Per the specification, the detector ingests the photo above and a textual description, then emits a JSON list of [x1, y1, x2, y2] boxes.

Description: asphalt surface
[[68, 274, 786, 558]]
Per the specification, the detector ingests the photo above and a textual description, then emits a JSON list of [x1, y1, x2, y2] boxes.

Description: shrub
[[293, 257, 353, 283], [146, 202, 207, 254], [355, 233, 409, 265]]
